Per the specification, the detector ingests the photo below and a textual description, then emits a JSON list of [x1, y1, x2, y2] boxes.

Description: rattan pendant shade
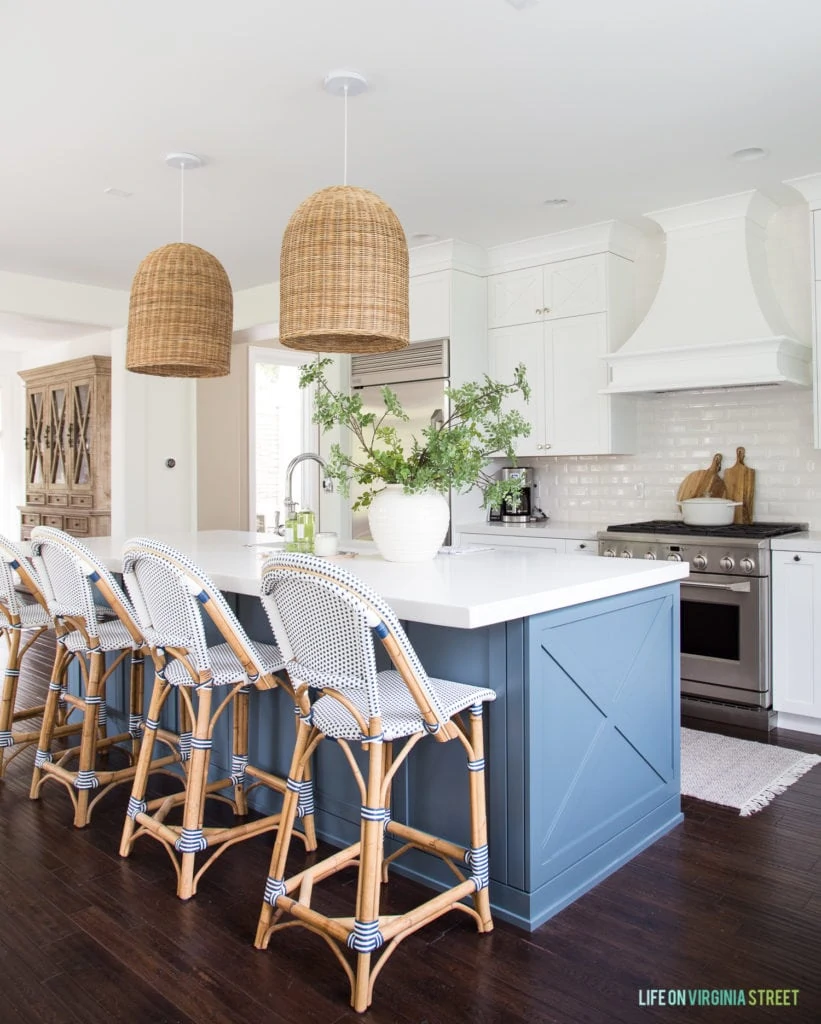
[[279, 185, 409, 354], [126, 242, 233, 377]]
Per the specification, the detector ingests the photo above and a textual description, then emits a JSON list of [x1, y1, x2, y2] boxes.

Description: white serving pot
[[677, 497, 742, 526]]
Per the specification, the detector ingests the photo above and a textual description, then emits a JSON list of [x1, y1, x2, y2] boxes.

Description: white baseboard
[[776, 712, 821, 736]]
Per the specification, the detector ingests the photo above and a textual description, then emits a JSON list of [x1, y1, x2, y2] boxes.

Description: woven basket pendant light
[[279, 72, 409, 354], [127, 154, 233, 377]]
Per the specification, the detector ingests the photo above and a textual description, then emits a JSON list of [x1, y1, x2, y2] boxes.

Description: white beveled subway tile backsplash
[[530, 386, 821, 528]]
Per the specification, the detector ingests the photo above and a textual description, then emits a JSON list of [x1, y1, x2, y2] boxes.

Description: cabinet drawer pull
[[794, 554, 801, 562]]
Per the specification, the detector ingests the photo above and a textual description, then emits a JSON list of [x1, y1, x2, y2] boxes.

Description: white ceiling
[[3, 0, 821, 291], [0, 313, 107, 351]]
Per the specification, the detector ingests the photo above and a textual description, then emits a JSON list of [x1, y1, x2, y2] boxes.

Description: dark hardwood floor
[[1, 641, 820, 1024]]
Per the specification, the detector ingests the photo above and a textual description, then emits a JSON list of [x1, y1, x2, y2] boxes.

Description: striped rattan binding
[[279, 185, 410, 354], [126, 242, 233, 377]]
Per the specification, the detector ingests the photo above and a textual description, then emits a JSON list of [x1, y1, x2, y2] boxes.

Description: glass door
[[47, 384, 70, 492], [70, 379, 93, 492], [25, 387, 47, 498]]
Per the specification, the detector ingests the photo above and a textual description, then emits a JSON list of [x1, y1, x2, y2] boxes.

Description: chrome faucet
[[280, 453, 331, 532]]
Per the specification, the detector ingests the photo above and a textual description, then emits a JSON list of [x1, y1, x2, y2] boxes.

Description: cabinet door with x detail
[[69, 377, 94, 495]]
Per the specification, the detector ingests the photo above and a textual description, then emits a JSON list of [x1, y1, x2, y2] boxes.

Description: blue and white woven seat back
[[260, 554, 381, 711], [0, 534, 34, 625], [122, 538, 267, 680], [260, 553, 449, 726], [29, 527, 102, 632]]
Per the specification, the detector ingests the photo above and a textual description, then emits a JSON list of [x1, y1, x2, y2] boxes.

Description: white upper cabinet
[[546, 314, 609, 454], [487, 250, 635, 456], [487, 268, 544, 329], [409, 271, 451, 342], [487, 322, 544, 457], [487, 254, 606, 329]]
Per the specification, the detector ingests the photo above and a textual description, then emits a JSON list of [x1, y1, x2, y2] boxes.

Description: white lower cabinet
[[772, 550, 821, 719], [458, 532, 598, 556]]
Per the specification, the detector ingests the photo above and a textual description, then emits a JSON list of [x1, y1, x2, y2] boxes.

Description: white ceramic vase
[[367, 484, 449, 562]]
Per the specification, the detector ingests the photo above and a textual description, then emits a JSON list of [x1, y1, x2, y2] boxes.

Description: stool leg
[[177, 684, 213, 900], [0, 626, 21, 779], [128, 652, 144, 763], [73, 651, 104, 828], [232, 686, 249, 817], [254, 716, 313, 948], [351, 739, 389, 1013], [120, 676, 167, 858], [468, 704, 493, 934], [293, 708, 317, 852], [29, 643, 69, 800]]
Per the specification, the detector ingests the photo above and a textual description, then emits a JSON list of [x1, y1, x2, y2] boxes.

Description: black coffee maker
[[488, 467, 534, 523]]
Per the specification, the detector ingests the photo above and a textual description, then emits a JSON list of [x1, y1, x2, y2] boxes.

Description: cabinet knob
[[794, 554, 801, 562], [543, 307, 551, 315], [544, 443, 552, 450], [578, 543, 586, 550], [535, 308, 543, 315]]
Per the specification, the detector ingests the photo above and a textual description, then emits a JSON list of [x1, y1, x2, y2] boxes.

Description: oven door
[[680, 572, 769, 705]]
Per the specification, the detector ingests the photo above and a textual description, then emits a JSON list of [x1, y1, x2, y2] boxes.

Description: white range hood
[[604, 191, 811, 393]]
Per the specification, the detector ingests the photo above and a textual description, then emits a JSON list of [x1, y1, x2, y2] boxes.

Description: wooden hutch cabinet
[[18, 356, 111, 540]]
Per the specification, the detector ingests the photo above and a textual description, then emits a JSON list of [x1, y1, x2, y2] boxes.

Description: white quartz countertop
[[455, 520, 604, 541], [79, 530, 688, 631], [771, 532, 821, 552]]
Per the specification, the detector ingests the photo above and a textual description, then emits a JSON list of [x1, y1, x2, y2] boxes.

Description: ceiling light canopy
[[278, 71, 409, 355], [126, 153, 233, 378], [731, 147, 769, 162]]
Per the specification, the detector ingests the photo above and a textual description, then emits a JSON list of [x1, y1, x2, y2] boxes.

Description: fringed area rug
[[681, 727, 821, 816]]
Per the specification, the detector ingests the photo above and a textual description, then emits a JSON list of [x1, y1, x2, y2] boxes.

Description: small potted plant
[[299, 358, 532, 562]]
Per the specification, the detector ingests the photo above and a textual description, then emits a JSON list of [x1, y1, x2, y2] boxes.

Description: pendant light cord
[[343, 83, 349, 186], [180, 163, 185, 242]]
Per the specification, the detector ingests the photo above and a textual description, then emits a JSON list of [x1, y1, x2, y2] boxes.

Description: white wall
[[0, 351, 24, 538], [525, 385, 821, 528]]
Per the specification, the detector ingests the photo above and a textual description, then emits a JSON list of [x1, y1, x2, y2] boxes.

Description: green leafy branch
[[299, 358, 532, 511]]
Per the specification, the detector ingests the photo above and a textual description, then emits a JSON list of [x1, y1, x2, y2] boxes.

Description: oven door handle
[[681, 580, 751, 592]]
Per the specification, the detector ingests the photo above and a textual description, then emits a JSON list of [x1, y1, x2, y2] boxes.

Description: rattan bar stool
[[118, 538, 317, 900], [28, 527, 177, 827], [0, 534, 84, 778], [254, 553, 497, 1014]]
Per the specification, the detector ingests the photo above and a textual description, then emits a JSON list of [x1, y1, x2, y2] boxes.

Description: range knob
[[644, 551, 657, 560], [691, 554, 708, 570], [620, 550, 633, 559], [720, 555, 735, 571], [603, 548, 616, 558], [667, 552, 682, 562], [740, 557, 755, 573]]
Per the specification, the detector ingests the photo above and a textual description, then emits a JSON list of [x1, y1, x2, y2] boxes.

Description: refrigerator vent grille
[[351, 339, 447, 380]]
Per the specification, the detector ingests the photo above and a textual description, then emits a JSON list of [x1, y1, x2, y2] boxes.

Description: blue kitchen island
[[82, 531, 686, 931]]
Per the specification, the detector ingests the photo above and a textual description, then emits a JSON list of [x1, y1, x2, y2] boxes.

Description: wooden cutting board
[[724, 446, 755, 524], [676, 453, 727, 502]]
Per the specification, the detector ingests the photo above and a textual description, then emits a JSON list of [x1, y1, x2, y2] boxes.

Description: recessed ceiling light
[[103, 187, 133, 199], [505, 0, 539, 9], [730, 147, 769, 162], [410, 233, 440, 245], [543, 198, 571, 207]]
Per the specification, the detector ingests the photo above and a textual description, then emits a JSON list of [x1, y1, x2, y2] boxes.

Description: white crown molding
[[409, 239, 487, 277], [646, 190, 776, 233], [485, 220, 643, 274], [786, 172, 821, 210]]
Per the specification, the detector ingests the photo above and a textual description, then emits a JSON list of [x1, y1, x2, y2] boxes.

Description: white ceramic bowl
[[677, 497, 742, 526]]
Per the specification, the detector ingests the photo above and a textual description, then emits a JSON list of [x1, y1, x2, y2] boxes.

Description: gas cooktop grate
[[604, 520, 807, 539]]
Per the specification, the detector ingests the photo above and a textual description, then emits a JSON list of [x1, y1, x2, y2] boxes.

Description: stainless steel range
[[597, 520, 808, 730]]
